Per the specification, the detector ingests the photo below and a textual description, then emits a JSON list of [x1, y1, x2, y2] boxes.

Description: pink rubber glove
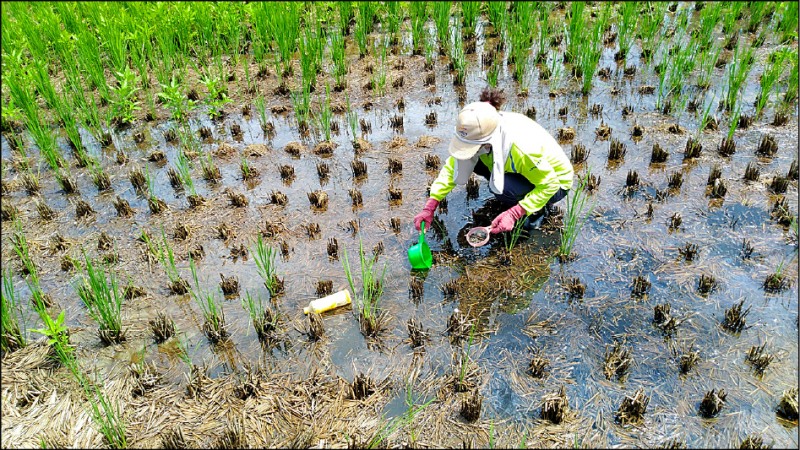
[[414, 198, 440, 231], [490, 204, 527, 234]]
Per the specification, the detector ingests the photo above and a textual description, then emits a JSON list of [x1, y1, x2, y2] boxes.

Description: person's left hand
[[490, 204, 527, 234]]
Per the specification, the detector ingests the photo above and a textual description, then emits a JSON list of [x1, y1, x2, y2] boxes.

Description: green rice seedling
[[638, 2, 666, 60], [252, 234, 282, 297], [240, 155, 257, 181], [253, 94, 269, 130], [579, 6, 607, 95], [266, 2, 300, 76], [188, 256, 227, 343], [30, 60, 59, 110], [696, 94, 716, 138], [508, 3, 534, 85], [385, 1, 402, 45], [372, 41, 389, 95], [95, 11, 128, 73], [128, 26, 153, 90], [487, 1, 508, 39], [71, 87, 104, 143], [11, 219, 38, 283], [456, 322, 477, 392], [218, 3, 246, 62], [88, 158, 112, 192], [329, 27, 348, 90], [336, 0, 354, 36], [756, 48, 790, 117], [143, 88, 158, 121], [72, 365, 127, 449], [139, 229, 160, 263], [565, 1, 586, 63], [723, 40, 756, 112], [366, 388, 435, 449], [198, 150, 220, 184], [504, 216, 527, 252], [354, 2, 372, 58], [547, 50, 564, 90], [291, 87, 312, 135], [560, 169, 596, 259], [9, 5, 48, 63], [1, 268, 27, 353], [299, 18, 323, 90], [361, 2, 378, 32], [785, 49, 798, 104], [142, 164, 157, 198], [487, 58, 500, 88], [461, 1, 480, 38], [241, 290, 279, 342], [155, 228, 189, 294], [152, 35, 178, 88], [616, 2, 637, 61], [75, 251, 125, 344], [346, 94, 359, 140], [75, 30, 110, 100], [342, 236, 387, 338], [433, 1, 451, 55], [53, 93, 89, 166], [242, 54, 255, 95], [59, 47, 83, 95], [727, 104, 741, 142], [696, 43, 722, 89], [655, 46, 673, 111], [534, 5, 551, 62], [409, 2, 427, 55], [695, 2, 722, 51], [316, 84, 333, 142], [777, 2, 798, 44], [13, 91, 64, 171], [671, 92, 691, 128], [721, 3, 745, 35], [173, 145, 197, 197], [174, 331, 193, 367], [450, 27, 467, 86], [746, 1, 769, 33], [763, 255, 794, 293], [668, 42, 698, 99], [424, 28, 437, 70], [192, 7, 216, 63]]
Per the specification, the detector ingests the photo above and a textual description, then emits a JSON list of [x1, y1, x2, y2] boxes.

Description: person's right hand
[[490, 203, 526, 234], [413, 198, 440, 231]]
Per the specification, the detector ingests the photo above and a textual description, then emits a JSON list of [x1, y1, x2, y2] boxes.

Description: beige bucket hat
[[448, 101, 501, 160]]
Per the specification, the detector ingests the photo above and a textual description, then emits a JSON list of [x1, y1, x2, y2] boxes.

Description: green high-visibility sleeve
[[429, 156, 458, 201], [511, 148, 561, 215]]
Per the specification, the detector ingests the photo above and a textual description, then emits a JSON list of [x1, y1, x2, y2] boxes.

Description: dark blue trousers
[[473, 160, 567, 221]]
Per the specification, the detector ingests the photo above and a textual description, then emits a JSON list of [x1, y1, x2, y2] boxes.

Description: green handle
[[419, 222, 426, 245]]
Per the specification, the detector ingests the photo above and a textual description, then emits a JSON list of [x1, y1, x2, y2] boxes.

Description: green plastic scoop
[[408, 222, 433, 270]]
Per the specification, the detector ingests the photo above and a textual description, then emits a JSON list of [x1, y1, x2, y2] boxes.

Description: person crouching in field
[[414, 89, 574, 235]]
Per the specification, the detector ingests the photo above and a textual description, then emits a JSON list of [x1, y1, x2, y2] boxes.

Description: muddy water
[[2, 6, 798, 448]]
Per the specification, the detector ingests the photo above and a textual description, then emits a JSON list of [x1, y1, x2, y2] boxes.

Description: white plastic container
[[303, 289, 352, 315]]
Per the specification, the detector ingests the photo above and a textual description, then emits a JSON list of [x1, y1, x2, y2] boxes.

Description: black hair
[[479, 87, 506, 110]]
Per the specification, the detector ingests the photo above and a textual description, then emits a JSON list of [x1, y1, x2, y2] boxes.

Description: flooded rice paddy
[[1, 2, 798, 448]]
